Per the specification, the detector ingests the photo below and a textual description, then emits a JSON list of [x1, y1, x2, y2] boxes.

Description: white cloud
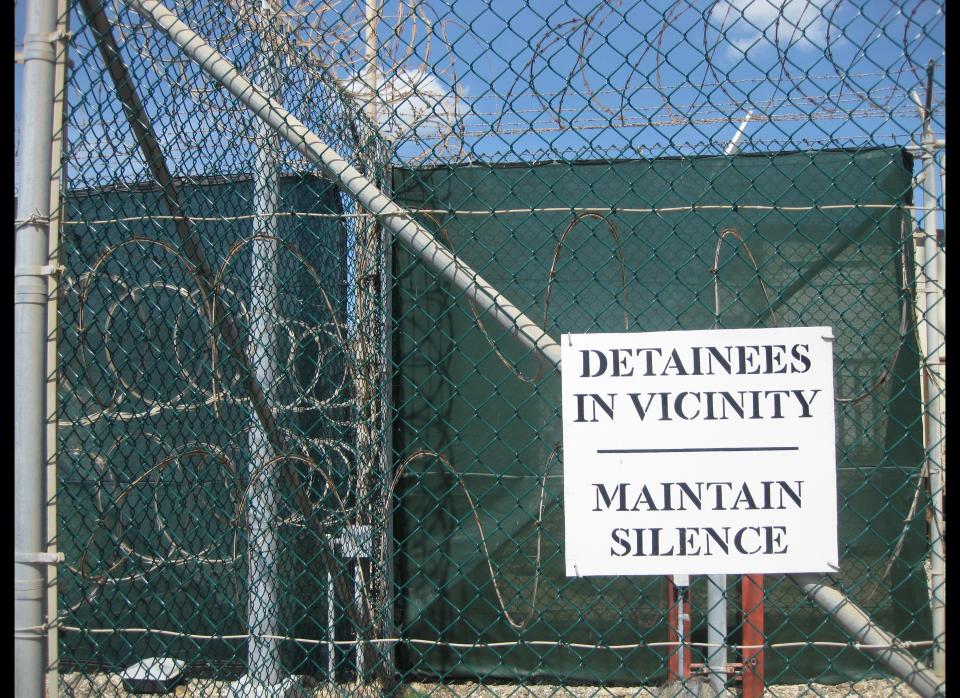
[[344, 68, 464, 142], [710, 0, 830, 61]]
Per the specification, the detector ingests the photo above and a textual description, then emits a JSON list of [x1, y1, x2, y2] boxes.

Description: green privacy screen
[[58, 174, 349, 674], [390, 147, 931, 684]]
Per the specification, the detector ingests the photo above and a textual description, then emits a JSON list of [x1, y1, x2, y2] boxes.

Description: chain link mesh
[[33, 0, 944, 695]]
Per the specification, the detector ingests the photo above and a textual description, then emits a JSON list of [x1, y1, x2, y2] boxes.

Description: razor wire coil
[[31, 0, 946, 693]]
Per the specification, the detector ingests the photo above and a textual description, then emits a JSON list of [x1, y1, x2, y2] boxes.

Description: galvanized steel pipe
[[706, 575, 728, 696], [15, 1, 59, 696], [917, 126, 946, 680], [792, 574, 944, 697], [128, 0, 562, 370], [245, 0, 283, 686]]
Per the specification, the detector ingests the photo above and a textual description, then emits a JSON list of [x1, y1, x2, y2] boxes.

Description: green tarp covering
[[391, 148, 932, 684], [58, 174, 348, 673]]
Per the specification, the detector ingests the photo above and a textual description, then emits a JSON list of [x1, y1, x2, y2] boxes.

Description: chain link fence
[[14, 0, 945, 695]]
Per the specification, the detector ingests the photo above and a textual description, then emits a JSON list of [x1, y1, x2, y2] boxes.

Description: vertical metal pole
[[246, 0, 282, 687], [918, 126, 946, 680], [353, 559, 365, 677], [15, 0, 58, 697], [911, 67, 946, 679], [364, 0, 380, 126], [380, 215, 397, 688], [370, 0, 395, 668], [379, 122, 398, 687], [350, 0, 382, 682], [668, 576, 691, 683], [327, 569, 336, 679], [354, 0, 380, 498], [45, 1, 70, 696], [937, 149, 945, 337], [706, 575, 728, 695], [698, 114, 753, 695]]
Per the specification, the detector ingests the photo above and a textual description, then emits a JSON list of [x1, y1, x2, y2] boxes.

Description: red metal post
[[741, 574, 765, 698]]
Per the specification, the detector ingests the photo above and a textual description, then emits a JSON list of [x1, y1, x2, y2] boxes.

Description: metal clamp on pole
[[14, 265, 63, 306], [14, 214, 51, 230], [21, 31, 58, 63], [15, 552, 64, 565], [24, 30, 70, 44], [14, 265, 63, 278]]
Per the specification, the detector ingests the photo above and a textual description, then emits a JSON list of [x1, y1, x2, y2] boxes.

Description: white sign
[[561, 327, 838, 576]]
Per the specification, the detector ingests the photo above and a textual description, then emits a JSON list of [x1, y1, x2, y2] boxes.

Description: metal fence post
[[706, 575, 728, 695], [939, 150, 946, 254], [911, 70, 947, 680], [44, 2, 70, 696], [917, 116, 946, 683], [667, 576, 692, 683], [702, 120, 755, 697], [15, 0, 59, 696], [348, 0, 384, 683], [245, 0, 284, 688]]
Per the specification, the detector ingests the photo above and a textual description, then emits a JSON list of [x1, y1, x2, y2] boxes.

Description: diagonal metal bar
[[791, 575, 944, 697], [127, 0, 562, 370], [126, 2, 945, 696]]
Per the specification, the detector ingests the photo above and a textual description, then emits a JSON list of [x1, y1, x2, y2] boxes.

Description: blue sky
[[14, 0, 945, 182], [374, 0, 945, 161]]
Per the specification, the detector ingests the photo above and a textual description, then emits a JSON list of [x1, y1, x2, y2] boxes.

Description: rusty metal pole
[[741, 575, 765, 698]]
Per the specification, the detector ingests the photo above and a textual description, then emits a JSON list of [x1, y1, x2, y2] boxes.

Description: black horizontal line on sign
[[597, 447, 799, 454]]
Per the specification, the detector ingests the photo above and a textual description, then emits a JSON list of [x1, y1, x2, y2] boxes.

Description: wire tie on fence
[[15, 214, 51, 231]]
